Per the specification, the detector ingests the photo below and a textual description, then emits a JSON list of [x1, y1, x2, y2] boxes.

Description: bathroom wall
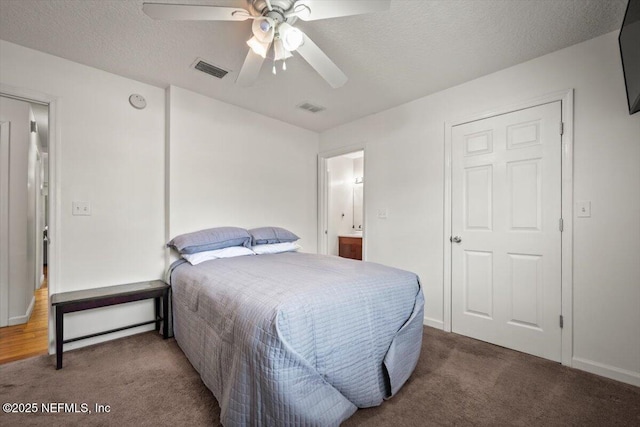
[[327, 156, 354, 255]]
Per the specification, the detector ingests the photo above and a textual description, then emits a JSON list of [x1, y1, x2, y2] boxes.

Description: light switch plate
[[576, 201, 591, 218], [72, 201, 91, 216]]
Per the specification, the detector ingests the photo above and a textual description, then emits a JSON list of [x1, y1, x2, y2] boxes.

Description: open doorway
[[318, 149, 364, 260], [0, 95, 50, 364]]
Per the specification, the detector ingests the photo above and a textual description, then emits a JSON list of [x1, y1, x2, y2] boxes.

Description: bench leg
[[162, 290, 169, 339], [154, 297, 161, 332], [56, 307, 63, 369]]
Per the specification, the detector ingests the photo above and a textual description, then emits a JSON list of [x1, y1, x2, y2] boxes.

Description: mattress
[[167, 251, 424, 426]]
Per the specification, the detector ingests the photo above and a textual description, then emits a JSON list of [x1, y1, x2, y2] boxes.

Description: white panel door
[[451, 101, 562, 362]]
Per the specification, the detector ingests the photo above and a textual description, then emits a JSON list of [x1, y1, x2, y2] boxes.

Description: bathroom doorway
[[318, 149, 364, 260]]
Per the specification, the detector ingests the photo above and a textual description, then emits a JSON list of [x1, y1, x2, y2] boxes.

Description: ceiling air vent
[[297, 102, 326, 113], [192, 58, 229, 79]]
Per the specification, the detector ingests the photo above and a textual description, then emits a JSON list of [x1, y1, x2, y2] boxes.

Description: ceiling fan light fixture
[[273, 38, 293, 61], [247, 36, 270, 58], [259, 20, 271, 32], [281, 26, 304, 51], [252, 17, 274, 43]]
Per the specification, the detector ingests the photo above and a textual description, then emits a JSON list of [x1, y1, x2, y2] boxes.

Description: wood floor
[[0, 272, 49, 364]]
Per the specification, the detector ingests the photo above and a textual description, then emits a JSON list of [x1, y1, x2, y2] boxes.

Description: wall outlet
[[377, 209, 388, 219], [72, 201, 91, 216]]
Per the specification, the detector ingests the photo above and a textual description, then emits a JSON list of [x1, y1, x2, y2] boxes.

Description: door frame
[[0, 121, 9, 326], [318, 144, 366, 259], [1, 83, 60, 355], [443, 89, 574, 367]]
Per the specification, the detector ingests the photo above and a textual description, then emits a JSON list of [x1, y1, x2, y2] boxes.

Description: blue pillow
[[167, 227, 252, 254], [249, 227, 299, 246]]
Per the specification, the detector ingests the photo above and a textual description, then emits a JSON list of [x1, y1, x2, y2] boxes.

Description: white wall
[[0, 97, 33, 324], [27, 105, 40, 294], [320, 31, 640, 386], [35, 139, 45, 289], [353, 157, 363, 180], [0, 40, 166, 350], [327, 156, 354, 255], [167, 86, 318, 251], [31, 101, 47, 289], [353, 156, 364, 231]]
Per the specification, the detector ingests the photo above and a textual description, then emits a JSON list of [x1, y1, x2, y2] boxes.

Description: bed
[[167, 250, 424, 426]]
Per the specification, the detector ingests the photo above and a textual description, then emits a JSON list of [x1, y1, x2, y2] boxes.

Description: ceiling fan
[[142, 0, 391, 88]]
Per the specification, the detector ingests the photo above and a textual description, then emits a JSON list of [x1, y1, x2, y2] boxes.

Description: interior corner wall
[[0, 40, 166, 350], [320, 31, 640, 386], [167, 86, 319, 252]]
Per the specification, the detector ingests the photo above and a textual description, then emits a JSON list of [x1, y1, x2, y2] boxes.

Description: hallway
[[0, 272, 48, 364]]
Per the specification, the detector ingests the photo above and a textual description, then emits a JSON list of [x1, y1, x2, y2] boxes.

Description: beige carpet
[[1, 327, 638, 426]]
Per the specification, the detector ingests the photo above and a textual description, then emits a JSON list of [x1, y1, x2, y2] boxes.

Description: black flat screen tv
[[619, 0, 640, 115]]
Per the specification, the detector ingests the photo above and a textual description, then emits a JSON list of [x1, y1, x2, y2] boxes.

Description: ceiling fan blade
[[293, 28, 347, 88], [142, 3, 250, 21], [293, 0, 390, 21], [236, 48, 268, 86]]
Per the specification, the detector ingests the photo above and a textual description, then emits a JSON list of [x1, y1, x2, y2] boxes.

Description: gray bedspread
[[168, 252, 424, 426]]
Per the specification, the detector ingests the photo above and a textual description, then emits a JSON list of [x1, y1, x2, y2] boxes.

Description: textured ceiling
[[0, 0, 628, 132]]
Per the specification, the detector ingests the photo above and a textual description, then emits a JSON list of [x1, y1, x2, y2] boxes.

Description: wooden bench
[[51, 280, 169, 369]]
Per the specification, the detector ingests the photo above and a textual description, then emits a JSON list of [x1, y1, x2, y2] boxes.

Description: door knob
[[450, 236, 462, 243]]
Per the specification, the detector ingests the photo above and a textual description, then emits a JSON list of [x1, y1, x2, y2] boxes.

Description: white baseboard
[[38, 274, 45, 289], [423, 316, 444, 330], [8, 295, 35, 326], [572, 357, 640, 388]]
